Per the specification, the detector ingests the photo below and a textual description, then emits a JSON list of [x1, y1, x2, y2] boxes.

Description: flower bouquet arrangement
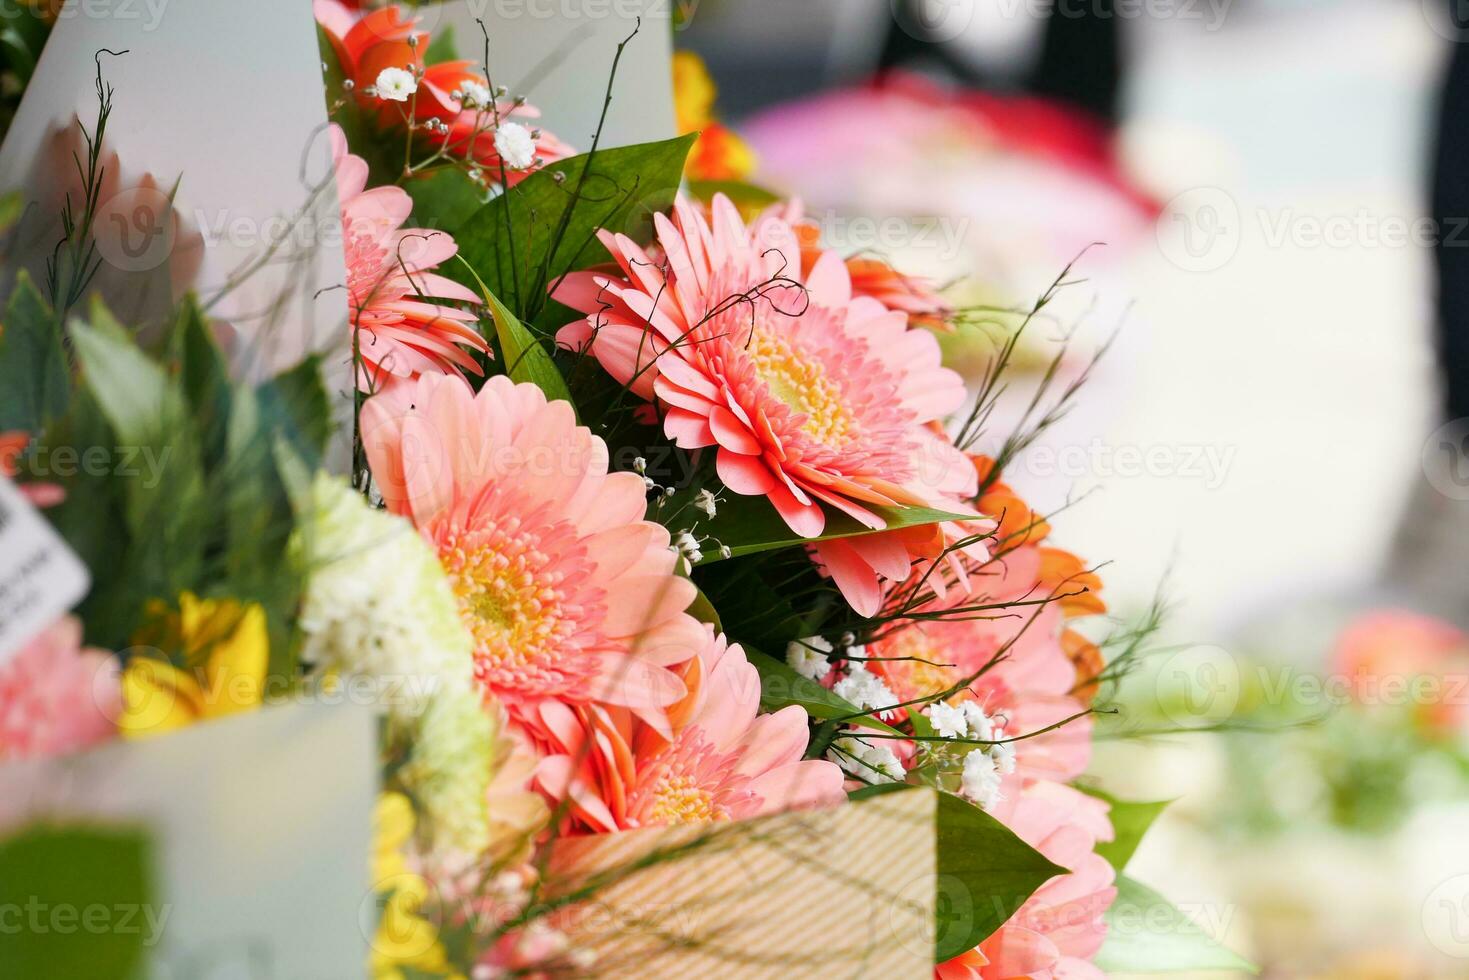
[[0, 3, 1247, 977]]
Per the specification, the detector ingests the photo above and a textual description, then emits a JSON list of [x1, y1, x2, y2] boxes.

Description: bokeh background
[[678, 1, 1469, 976]]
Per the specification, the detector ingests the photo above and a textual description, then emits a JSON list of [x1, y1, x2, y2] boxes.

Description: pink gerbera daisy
[[554, 194, 970, 615], [869, 548, 1094, 784], [0, 617, 120, 761], [534, 628, 845, 833], [330, 124, 488, 390], [361, 373, 706, 742]]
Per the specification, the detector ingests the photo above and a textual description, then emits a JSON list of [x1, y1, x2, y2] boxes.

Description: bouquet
[[0, 3, 1248, 977]]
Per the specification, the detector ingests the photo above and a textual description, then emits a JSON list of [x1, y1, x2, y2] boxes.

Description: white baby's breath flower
[[785, 636, 832, 681], [833, 664, 898, 716], [673, 530, 703, 566], [375, 66, 417, 102], [454, 80, 493, 109], [961, 701, 995, 741], [829, 734, 904, 784], [294, 476, 472, 720], [494, 121, 537, 169], [695, 488, 718, 517], [961, 748, 1003, 810], [928, 701, 968, 739], [992, 738, 1016, 775]]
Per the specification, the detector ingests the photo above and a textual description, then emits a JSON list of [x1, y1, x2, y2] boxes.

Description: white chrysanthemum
[[494, 121, 537, 169], [400, 681, 494, 857], [375, 67, 417, 102], [829, 734, 904, 784], [961, 748, 1002, 810], [295, 476, 472, 719], [785, 636, 832, 681]]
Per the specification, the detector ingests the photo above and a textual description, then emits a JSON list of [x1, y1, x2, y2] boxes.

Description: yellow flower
[[369, 793, 463, 980], [672, 50, 757, 182], [119, 592, 268, 738], [672, 50, 716, 134]]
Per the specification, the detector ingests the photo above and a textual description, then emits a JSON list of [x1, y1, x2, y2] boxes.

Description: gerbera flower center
[[647, 774, 728, 825], [747, 323, 857, 446], [436, 515, 593, 698], [879, 627, 961, 702], [344, 229, 403, 311]]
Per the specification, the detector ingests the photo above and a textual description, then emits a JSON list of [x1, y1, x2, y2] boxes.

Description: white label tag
[[0, 476, 90, 663]]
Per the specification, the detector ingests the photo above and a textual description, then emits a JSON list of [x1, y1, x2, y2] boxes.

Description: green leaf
[[0, 824, 154, 979], [449, 134, 696, 324], [0, 190, 23, 235], [30, 385, 130, 644], [69, 305, 205, 576], [1080, 787, 1172, 873], [838, 785, 1066, 960], [686, 178, 782, 210], [927, 788, 1068, 960], [673, 488, 973, 563], [423, 22, 457, 63], [1095, 875, 1256, 974], [0, 271, 69, 432], [256, 356, 333, 468], [457, 257, 572, 406], [173, 300, 232, 470], [684, 585, 722, 633], [403, 167, 486, 232], [745, 647, 901, 736]]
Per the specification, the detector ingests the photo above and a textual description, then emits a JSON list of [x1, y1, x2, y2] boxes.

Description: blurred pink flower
[[0, 617, 119, 761], [1330, 609, 1469, 732]]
